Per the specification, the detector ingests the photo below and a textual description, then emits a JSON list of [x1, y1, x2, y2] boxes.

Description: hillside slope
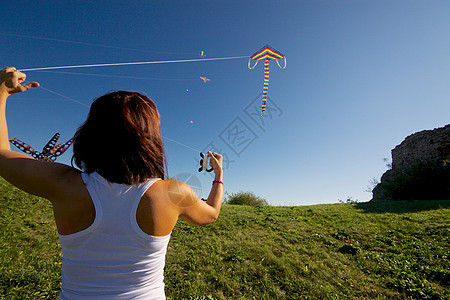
[[0, 178, 448, 299]]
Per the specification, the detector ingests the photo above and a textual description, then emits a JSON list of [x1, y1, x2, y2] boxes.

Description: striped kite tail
[[261, 59, 270, 116]]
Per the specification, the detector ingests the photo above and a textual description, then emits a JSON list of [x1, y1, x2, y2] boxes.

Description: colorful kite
[[10, 133, 74, 162], [200, 51, 205, 56], [200, 76, 211, 83], [249, 45, 286, 116]]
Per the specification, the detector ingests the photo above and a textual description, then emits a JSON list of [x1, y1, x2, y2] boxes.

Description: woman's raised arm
[[178, 152, 224, 225], [0, 67, 80, 201]]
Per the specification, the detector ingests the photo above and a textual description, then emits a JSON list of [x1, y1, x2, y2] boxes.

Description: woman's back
[[59, 172, 170, 299]]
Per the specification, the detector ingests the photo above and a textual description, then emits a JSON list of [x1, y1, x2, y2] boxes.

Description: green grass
[[0, 178, 449, 299]]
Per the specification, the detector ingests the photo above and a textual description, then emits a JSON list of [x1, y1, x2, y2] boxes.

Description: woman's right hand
[[207, 151, 223, 180], [0, 67, 39, 97]]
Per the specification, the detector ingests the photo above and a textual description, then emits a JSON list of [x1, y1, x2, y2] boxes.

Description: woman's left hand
[[0, 67, 39, 96]]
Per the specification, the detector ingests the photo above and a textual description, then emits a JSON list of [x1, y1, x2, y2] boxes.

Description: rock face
[[371, 124, 450, 201], [391, 124, 450, 170]]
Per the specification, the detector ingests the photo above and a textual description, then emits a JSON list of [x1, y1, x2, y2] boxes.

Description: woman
[[0, 67, 223, 299]]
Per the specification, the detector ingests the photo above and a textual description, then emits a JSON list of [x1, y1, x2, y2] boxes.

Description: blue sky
[[1, 1, 449, 205]]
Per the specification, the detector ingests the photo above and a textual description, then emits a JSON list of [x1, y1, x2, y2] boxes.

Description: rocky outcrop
[[391, 124, 450, 170], [371, 124, 450, 201]]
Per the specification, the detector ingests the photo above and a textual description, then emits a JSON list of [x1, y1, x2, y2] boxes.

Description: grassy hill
[[0, 178, 449, 299]]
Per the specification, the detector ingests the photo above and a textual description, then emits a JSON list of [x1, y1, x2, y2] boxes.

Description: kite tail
[[261, 59, 270, 116], [276, 56, 287, 69], [248, 57, 258, 69]]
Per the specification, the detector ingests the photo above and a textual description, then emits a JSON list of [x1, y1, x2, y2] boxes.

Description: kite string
[[161, 136, 202, 153], [19, 56, 249, 72], [37, 85, 91, 108], [32, 70, 198, 81], [0, 33, 195, 55]]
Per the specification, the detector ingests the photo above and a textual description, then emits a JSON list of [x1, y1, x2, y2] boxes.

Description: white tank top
[[58, 172, 170, 300]]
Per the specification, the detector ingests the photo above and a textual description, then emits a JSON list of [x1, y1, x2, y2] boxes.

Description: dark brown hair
[[72, 91, 166, 184]]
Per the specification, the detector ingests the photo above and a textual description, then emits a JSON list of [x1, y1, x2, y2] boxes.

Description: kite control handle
[[198, 152, 214, 172]]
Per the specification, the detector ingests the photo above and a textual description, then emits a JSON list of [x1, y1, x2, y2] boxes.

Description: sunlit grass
[[0, 177, 449, 299]]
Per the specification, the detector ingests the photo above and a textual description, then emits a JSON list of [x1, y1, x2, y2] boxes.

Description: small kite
[[249, 45, 286, 116], [10, 133, 74, 162], [200, 76, 211, 83], [200, 51, 205, 56]]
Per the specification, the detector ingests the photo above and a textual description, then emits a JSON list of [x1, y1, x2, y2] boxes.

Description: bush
[[224, 191, 268, 206]]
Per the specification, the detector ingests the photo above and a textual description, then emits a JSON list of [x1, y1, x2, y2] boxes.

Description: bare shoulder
[[51, 164, 89, 201], [56, 165, 85, 189], [146, 179, 199, 208], [138, 180, 191, 236]]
